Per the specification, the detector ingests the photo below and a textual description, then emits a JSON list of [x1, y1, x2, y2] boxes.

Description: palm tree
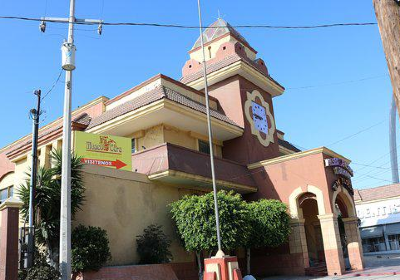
[[19, 149, 85, 267]]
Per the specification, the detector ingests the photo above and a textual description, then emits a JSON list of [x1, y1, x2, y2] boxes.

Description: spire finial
[[218, 10, 221, 19]]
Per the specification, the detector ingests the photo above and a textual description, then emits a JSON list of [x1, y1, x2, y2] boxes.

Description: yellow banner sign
[[74, 131, 132, 171]]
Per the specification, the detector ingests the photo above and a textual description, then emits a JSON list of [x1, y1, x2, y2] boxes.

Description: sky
[[0, 0, 397, 190]]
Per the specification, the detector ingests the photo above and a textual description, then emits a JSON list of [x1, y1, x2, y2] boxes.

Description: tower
[[181, 19, 285, 165]]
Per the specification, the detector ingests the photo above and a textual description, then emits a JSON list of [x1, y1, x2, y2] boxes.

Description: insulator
[[39, 21, 46, 33], [98, 23, 103, 35]]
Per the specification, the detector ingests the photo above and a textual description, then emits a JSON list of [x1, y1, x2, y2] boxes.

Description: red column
[[318, 214, 345, 276], [0, 198, 23, 280], [343, 217, 364, 271]]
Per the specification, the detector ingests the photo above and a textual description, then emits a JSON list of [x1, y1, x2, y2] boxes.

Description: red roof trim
[[105, 74, 219, 106]]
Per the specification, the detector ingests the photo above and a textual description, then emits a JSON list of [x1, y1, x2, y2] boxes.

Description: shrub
[[245, 199, 290, 275], [170, 190, 250, 253], [71, 225, 111, 272], [18, 253, 60, 280], [246, 199, 290, 249], [136, 224, 172, 264]]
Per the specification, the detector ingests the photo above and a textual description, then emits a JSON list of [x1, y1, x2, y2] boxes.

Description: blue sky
[[0, 0, 396, 189]]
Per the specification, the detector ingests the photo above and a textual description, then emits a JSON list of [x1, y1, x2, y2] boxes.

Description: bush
[[246, 199, 290, 248], [170, 190, 250, 252], [18, 253, 60, 280], [71, 225, 111, 272], [136, 224, 172, 264]]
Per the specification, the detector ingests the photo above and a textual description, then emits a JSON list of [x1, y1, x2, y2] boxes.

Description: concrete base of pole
[[203, 255, 243, 280]]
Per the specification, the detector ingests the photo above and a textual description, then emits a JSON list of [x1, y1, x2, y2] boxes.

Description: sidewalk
[[262, 254, 400, 280]]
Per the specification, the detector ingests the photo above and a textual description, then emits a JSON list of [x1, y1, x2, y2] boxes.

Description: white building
[[355, 184, 400, 253]]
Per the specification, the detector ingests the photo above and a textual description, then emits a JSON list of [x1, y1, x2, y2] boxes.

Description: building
[[0, 19, 363, 277], [355, 184, 400, 254]]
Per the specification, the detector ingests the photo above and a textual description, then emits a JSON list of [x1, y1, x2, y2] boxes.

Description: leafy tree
[[170, 191, 250, 278], [19, 149, 85, 267], [245, 199, 290, 275], [71, 225, 112, 272], [136, 224, 172, 264]]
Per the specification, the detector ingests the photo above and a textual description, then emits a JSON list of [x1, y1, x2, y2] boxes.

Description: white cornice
[[248, 147, 351, 170], [186, 60, 284, 97]]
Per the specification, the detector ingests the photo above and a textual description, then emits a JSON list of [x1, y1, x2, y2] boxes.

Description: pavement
[[262, 254, 400, 280]]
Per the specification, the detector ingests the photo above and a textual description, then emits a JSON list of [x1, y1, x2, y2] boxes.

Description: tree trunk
[[246, 248, 251, 275], [196, 252, 203, 280], [47, 241, 59, 270], [373, 0, 400, 115]]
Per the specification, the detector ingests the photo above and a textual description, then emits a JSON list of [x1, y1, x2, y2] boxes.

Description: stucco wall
[[164, 125, 197, 151], [248, 152, 334, 215], [209, 75, 280, 165], [0, 152, 14, 181], [74, 165, 196, 266]]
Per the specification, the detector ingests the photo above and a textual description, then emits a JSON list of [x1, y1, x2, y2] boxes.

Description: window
[[198, 140, 210, 155], [0, 186, 14, 204], [0, 188, 8, 204], [389, 234, 400, 251], [131, 139, 136, 153]]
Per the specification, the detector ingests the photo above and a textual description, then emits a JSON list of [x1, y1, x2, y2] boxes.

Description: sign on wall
[[74, 131, 132, 171], [357, 198, 400, 228], [325, 158, 354, 195]]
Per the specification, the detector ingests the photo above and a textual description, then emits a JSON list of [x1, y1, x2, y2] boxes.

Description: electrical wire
[[352, 162, 395, 170], [0, 16, 378, 29], [286, 74, 388, 90], [326, 119, 386, 147], [41, 68, 64, 101]]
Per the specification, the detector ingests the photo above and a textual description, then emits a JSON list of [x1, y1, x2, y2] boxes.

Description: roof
[[278, 138, 301, 153], [87, 85, 240, 130], [180, 53, 284, 89], [192, 19, 251, 51], [354, 183, 400, 202], [105, 74, 219, 106], [6, 114, 91, 157]]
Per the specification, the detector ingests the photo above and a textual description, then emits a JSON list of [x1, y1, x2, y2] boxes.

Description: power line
[[286, 74, 388, 90], [0, 16, 378, 30], [41, 68, 64, 101], [326, 119, 386, 147], [352, 162, 395, 170]]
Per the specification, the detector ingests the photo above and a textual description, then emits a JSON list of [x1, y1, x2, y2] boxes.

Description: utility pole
[[59, 0, 76, 278], [38, 1, 102, 278], [373, 0, 400, 114], [27, 89, 41, 268], [197, 0, 223, 256]]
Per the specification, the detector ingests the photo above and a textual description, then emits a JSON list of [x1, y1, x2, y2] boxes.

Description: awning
[[386, 223, 400, 236], [360, 226, 384, 239]]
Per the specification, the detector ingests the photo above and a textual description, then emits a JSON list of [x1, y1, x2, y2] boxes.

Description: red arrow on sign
[[81, 158, 127, 170]]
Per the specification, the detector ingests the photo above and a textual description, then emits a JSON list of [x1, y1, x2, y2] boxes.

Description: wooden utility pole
[[373, 0, 400, 113]]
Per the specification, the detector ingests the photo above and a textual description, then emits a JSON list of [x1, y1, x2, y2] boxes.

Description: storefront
[[355, 185, 400, 254]]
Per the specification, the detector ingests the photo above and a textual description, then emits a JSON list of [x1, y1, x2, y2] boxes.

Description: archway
[[299, 192, 325, 266], [333, 188, 364, 271]]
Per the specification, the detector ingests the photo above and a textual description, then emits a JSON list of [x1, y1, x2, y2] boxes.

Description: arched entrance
[[289, 185, 353, 276], [333, 188, 364, 271], [299, 193, 324, 266]]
